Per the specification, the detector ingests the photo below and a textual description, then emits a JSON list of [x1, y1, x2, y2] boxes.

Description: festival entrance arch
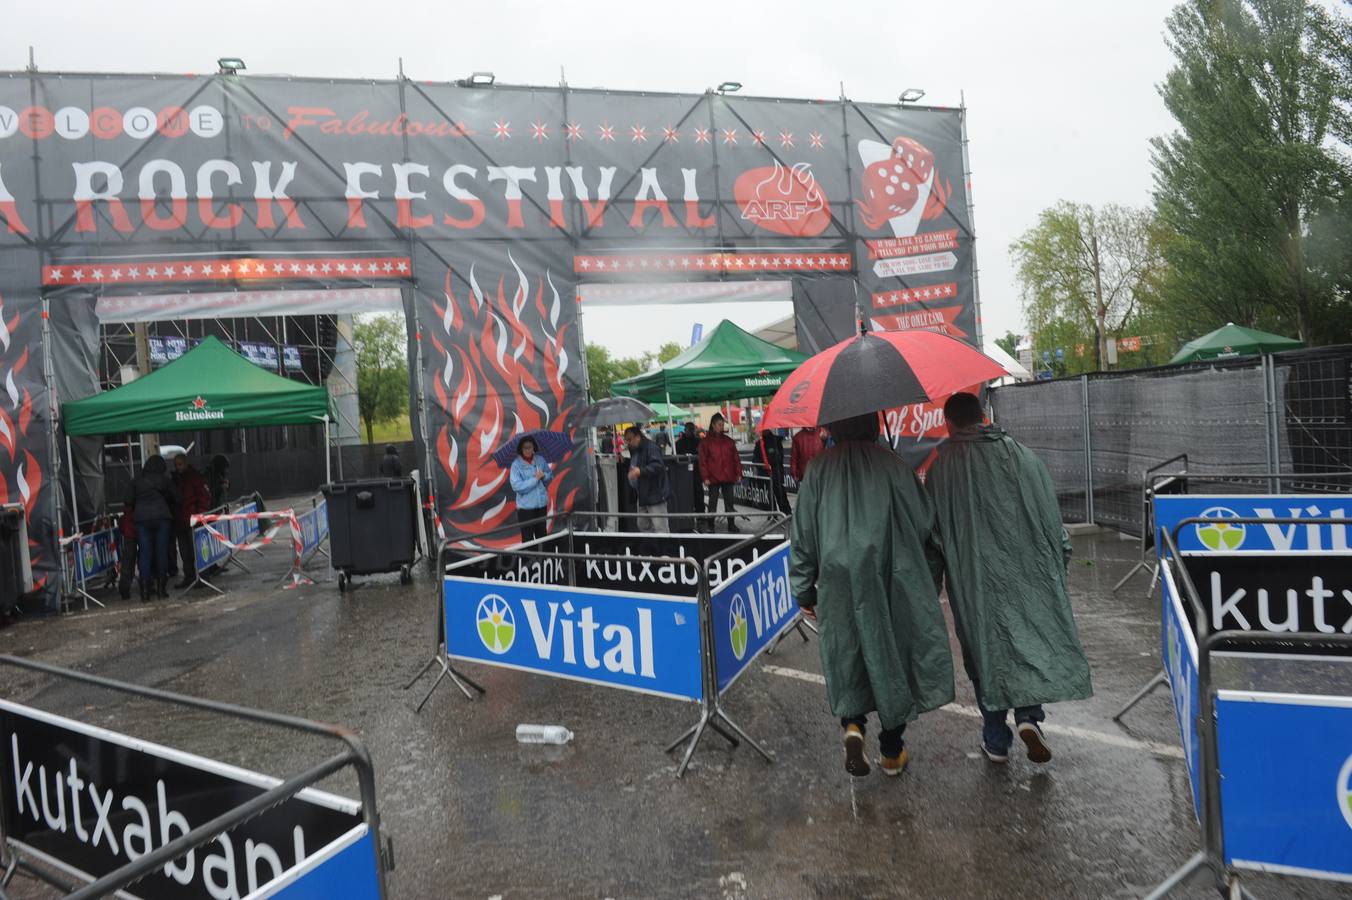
[[0, 70, 978, 610]]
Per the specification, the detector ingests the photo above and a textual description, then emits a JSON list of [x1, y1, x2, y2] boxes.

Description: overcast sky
[[6, 0, 1182, 356]]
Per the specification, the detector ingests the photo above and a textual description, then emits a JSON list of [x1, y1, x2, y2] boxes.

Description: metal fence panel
[[990, 378, 1088, 523]]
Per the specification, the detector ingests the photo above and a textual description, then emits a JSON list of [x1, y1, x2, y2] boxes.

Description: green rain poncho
[[925, 424, 1092, 711], [789, 442, 955, 728]]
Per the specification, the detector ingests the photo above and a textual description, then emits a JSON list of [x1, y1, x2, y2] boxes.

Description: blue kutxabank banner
[[710, 541, 796, 694], [1216, 693, 1352, 880], [443, 576, 704, 701], [0, 699, 380, 899], [1160, 564, 1202, 820]]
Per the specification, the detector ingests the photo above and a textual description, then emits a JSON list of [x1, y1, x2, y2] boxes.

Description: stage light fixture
[[899, 88, 926, 103], [717, 81, 742, 94], [217, 57, 246, 75], [468, 71, 495, 87]]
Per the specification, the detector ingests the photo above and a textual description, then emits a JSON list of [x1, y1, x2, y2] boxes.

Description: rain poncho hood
[[926, 424, 1092, 711], [789, 441, 954, 728]]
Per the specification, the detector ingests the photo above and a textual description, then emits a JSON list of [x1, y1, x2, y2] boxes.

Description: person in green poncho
[[790, 411, 954, 778], [926, 392, 1093, 765]]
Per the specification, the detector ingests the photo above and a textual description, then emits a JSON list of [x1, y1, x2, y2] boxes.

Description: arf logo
[[1340, 753, 1352, 830], [728, 594, 749, 661], [734, 160, 831, 237], [1195, 507, 1246, 551], [476, 594, 516, 654]]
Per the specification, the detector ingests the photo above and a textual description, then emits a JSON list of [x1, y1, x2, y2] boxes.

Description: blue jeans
[[135, 520, 171, 582], [979, 701, 1045, 755], [841, 716, 906, 757]]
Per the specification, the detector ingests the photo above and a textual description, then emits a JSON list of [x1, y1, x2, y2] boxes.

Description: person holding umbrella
[[789, 411, 952, 777], [509, 436, 553, 542], [926, 392, 1092, 764], [624, 425, 671, 532], [766, 329, 1008, 778]]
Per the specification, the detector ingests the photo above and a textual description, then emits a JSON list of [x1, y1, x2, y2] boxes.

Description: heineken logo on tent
[[744, 368, 781, 388], [176, 396, 225, 423]]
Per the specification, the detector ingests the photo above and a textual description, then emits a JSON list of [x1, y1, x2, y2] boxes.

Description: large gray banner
[[0, 73, 976, 596]]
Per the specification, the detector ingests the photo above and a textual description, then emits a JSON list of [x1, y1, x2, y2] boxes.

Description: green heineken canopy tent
[[64, 335, 332, 436], [648, 401, 693, 420], [1169, 322, 1304, 364], [611, 320, 808, 404]]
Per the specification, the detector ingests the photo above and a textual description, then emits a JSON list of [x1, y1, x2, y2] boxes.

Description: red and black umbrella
[[761, 330, 1007, 429]]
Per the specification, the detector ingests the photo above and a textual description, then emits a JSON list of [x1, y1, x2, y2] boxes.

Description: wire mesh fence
[[989, 345, 1352, 536]]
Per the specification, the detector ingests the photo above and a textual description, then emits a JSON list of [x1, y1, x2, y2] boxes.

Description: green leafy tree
[[1011, 201, 1162, 370], [586, 341, 686, 399], [1150, 0, 1352, 344], [994, 331, 1023, 359], [353, 315, 409, 444]]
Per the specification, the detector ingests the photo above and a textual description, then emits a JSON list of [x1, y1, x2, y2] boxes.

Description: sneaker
[[879, 747, 909, 777], [980, 743, 1009, 764], [843, 724, 870, 777], [1017, 721, 1052, 764]]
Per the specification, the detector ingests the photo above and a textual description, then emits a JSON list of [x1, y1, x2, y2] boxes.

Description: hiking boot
[[879, 747, 909, 777], [980, 743, 1009, 764], [1017, 721, 1052, 764], [843, 724, 870, 777]]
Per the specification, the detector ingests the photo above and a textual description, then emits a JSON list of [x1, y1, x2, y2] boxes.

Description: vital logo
[[80, 542, 95, 575], [1340, 752, 1352, 830], [1196, 507, 1246, 551], [175, 395, 225, 423], [728, 595, 749, 661], [198, 533, 211, 565], [476, 594, 516, 654]]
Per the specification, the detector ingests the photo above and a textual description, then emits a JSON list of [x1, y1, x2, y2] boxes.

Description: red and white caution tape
[[191, 509, 314, 589]]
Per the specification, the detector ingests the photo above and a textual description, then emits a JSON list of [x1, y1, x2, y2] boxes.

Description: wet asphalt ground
[[2, 516, 1349, 899]]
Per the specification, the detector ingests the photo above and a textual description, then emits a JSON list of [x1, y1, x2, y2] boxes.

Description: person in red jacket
[[117, 501, 138, 600], [790, 426, 826, 485], [172, 454, 212, 588], [698, 412, 742, 533]]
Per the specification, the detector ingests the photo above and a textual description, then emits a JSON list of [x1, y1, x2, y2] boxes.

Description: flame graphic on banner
[[426, 256, 580, 545], [0, 291, 46, 589]]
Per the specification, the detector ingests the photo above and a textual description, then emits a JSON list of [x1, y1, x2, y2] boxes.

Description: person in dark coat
[[125, 456, 178, 601], [378, 444, 403, 477], [624, 426, 671, 532], [207, 454, 231, 509], [117, 501, 138, 601], [758, 428, 791, 514], [698, 413, 741, 533], [172, 454, 212, 589], [674, 422, 704, 519]]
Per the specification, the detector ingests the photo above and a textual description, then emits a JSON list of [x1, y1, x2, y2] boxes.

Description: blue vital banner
[[1216, 693, 1352, 880], [194, 522, 231, 571], [299, 502, 329, 560], [710, 541, 796, 694], [1154, 495, 1352, 554], [443, 577, 703, 701], [74, 527, 118, 582], [231, 502, 262, 544], [1162, 565, 1202, 820]]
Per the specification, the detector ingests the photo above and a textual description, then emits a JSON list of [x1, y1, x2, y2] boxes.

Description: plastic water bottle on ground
[[516, 724, 573, 745]]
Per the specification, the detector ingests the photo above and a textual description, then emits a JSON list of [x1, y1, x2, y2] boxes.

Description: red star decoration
[[530, 121, 549, 142], [630, 124, 648, 143], [752, 129, 765, 145], [693, 127, 711, 144], [566, 122, 582, 141], [722, 128, 738, 145], [809, 131, 824, 149], [192, 396, 207, 409], [779, 131, 795, 148], [598, 123, 616, 142], [662, 126, 679, 143], [493, 120, 512, 140]]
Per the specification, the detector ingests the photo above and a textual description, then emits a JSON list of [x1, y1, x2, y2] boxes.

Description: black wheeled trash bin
[[322, 478, 417, 591]]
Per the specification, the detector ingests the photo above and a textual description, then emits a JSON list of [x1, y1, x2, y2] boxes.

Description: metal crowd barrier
[[407, 509, 804, 777], [0, 655, 389, 899], [1140, 517, 1352, 898], [1111, 453, 1189, 597]]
